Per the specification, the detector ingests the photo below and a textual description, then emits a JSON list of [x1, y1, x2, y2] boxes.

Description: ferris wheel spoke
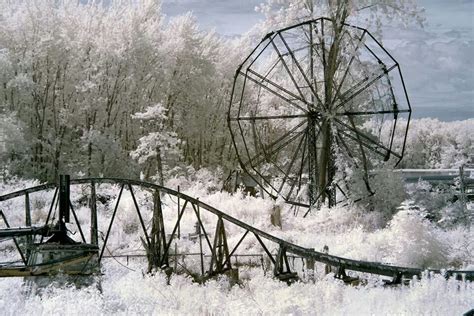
[[277, 130, 307, 193], [241, 119, 307, 168], [259, 57, 283, 86], [248, 168, 281, 198], [335, 182, 349, 201], [330, 30, 367, 105], [252, 118, 306, 156], [277, 32, 325, 108], [333, 117, 400, 159], [280, 43, 311, 57], [335, 135, 374, 199], [270, 37, 308, 103], [338, 29, 392, 93], [335, 109, 410, 117], [286, 118, 323, 202], [326, 30, 357, 86], [334, 82, 398, 118], [381, 69, 401, 155], [286, 156, 307, 202], [343, 128, 375, 196], [240, 69, 309, 113], [268, 156, 304, 197], [334, 94, 403, 161], [334, 115, 384, 148], [246, 128, 306, 168], [335, 132, 359, 168], [334, 64, 396, 111], [335, 129, 371, 185], [302, 22, 329, 107], [230, 114, 308, 121], [337, 128, 387, 160], [239, 33, 275, 71], [246, 67, 306, 104], [285, 133, 311, 202], [302, 182, 333, 217], [247, 133, 307, 197]]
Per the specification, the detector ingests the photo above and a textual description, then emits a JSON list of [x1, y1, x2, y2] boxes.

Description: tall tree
[[250, 0, 423, 206], [0, 0, 247, 182]]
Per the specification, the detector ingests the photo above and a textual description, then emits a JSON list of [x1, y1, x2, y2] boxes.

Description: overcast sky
[[161, 0, 473, 121]]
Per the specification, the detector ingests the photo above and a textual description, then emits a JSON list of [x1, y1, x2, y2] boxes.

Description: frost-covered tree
[[249, 0, 424, 207], [399, 118, 474, 169], [0, 0, 470, 193], [255, 0, 424, 34], [130, 103, 181, 185], [159, 13, 249, 170], [0, 112, 30, 179], [0, 0, 246, 182]]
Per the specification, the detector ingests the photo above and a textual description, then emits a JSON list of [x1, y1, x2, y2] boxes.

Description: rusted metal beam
[[90, 181, 98, 246], [99, 183, 124, 263], [0, 211, 27, 264], [1, 177, 473, 282], [128, 184, 151, 248], [0, 225, 49, 238], [25, 192, 32, 259]]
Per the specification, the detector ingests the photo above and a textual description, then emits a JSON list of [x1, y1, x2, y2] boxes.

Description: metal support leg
[[209, 217, 231, 275], [273, 245, 298, 284]]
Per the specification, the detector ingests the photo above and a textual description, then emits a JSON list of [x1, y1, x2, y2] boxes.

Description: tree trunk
[[156, 147, 164, 186], [315, 8, 349, 207], [318, 120, 331, 204]]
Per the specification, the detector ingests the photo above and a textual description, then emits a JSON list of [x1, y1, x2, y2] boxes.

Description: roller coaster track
[[0, 178, 473, 283]]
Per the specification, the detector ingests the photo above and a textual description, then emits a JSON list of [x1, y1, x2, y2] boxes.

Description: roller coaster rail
[[0, 177, 473, 284]]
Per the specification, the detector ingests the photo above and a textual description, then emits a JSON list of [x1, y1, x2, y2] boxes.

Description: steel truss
[[0, 178, 472, 284]]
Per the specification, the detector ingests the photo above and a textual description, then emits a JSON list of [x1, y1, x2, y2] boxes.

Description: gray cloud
[[162, 0, 262, 35]]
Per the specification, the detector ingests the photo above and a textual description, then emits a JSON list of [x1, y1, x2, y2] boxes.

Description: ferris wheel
[[228, 18, 411, 209]]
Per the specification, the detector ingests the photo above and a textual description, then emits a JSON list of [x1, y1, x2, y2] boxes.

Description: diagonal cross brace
[[208, 217, 232, 275]]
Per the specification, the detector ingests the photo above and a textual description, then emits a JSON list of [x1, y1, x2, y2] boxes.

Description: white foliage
[[254, 0, 424, 37], [381, 209, 448, 268], [0, 178, 473, 312], [0, 264, 472, 314], [395, 118, 474, 169], [131, 131, 181, 165], [130, 102, 181, 181], [131, 103, 167, 124], [0, 0, 245, 181]]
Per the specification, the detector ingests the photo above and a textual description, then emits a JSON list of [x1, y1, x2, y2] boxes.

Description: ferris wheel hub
[[308, 111, 321, 120]]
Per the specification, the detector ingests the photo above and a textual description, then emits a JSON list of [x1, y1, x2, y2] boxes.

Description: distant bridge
[[397, 168, 473, 184], [397, 168, 474, 201]]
